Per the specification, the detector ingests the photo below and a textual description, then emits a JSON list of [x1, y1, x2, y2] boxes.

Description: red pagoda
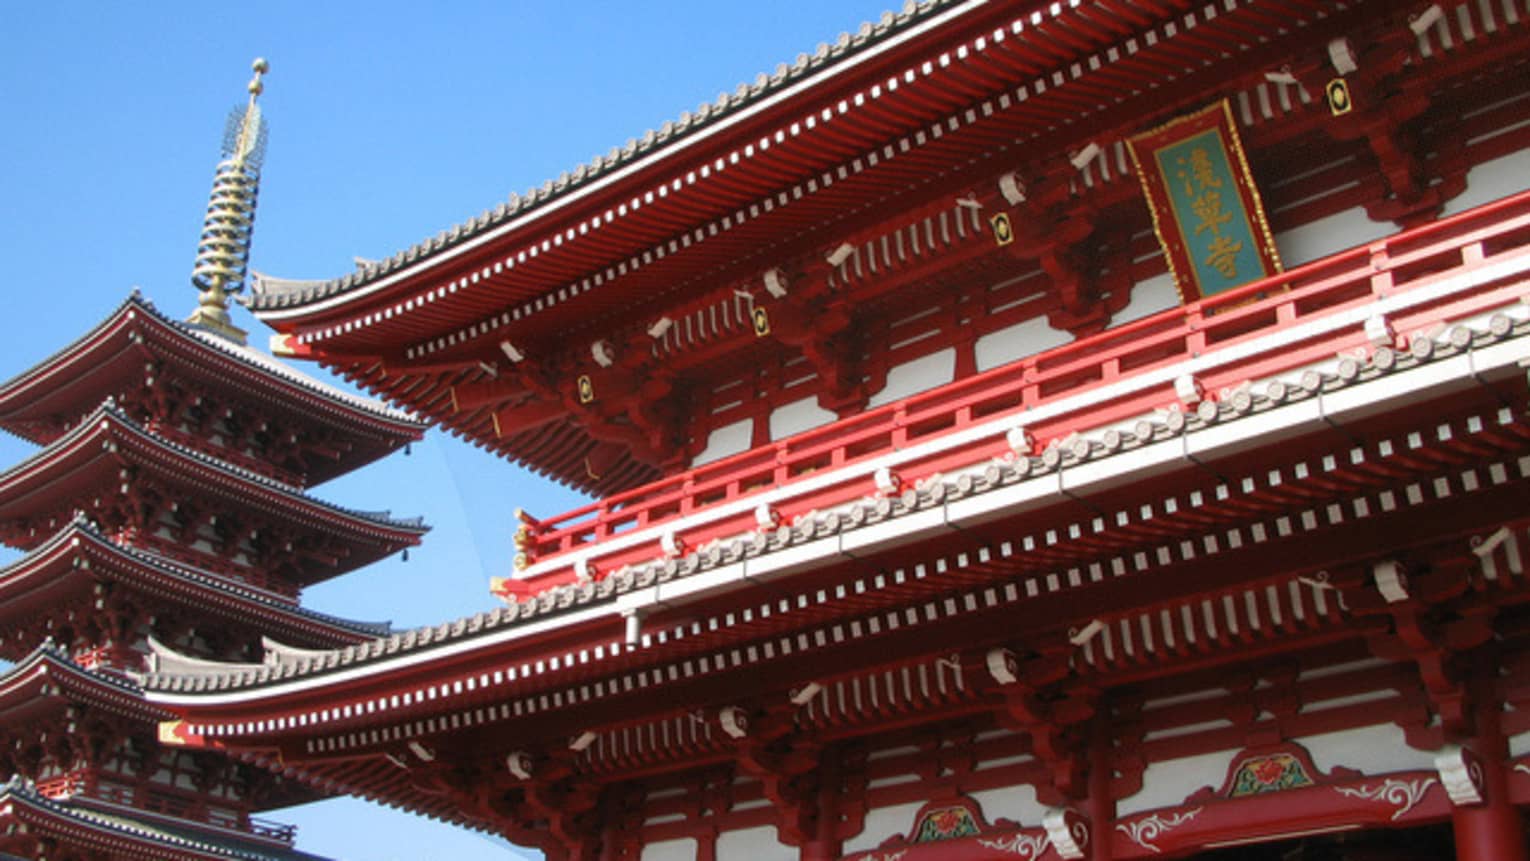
[[0, 61, 427, 860], [147, 3, 1530, 859]]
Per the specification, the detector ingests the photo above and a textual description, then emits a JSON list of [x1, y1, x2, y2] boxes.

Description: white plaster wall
[[769, 396, 837, 441], [1275, 206, 1394, 268], [969, 783, 1047, 829], [1112, 272, 1181, 326], [974, 316, 1073, 373], [1298, 724, 1439, 775], [1116, 748, 1240, 817], [716, 825, 794, 860], [867, 348, 956, 408], [842, 800, 925, 855], [693, 417, 753, 466], [1442, 148, 1530, 217], [640, 838, 696, 861]]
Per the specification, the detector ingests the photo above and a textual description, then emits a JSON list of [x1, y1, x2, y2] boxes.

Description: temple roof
[[246, 0, 963, 314], [232, 0, 1519, 497], [0, 778, 328, 861], [0, 642, 167, 724], [0, 403, 426, 584], [0, 292, 423, 486], [0, 520, 390, 655], [141, 250, 1530, 703]]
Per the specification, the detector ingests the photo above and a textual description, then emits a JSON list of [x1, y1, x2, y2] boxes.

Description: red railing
[[501, 189, 1530, 596]]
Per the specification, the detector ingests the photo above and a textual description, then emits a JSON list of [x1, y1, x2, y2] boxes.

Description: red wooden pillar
[[1452, 690, 1528, 860], [1088, 712, 1115, 861]]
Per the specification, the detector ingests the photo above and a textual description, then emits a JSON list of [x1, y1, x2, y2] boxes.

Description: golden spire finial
[[188, 58, 271, 344]]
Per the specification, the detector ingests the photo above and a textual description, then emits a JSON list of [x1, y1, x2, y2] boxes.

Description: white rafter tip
[[1006, 425, 1034, 455], [1069, 142, 1101, 170], [754, 503, 781, 530], [499, 340, 525, 363], [719, 706, 750, 739], [574, 558, 599, 583], [1410, 4, 1445, 35], [569, 731, 598, 752], [986, 648, 1019, 685], [1175, 374, 1203, 405], [660, 531, 686, 558], [1069, 619, 1105, 646], [790, 682, 823, 705], [1365, 314, 1394, 347], [763, 267, 789, 298], [825, 243, 856, 267], [998, 172, 1026, 205], [1373, 559, 1410, 603], [591, 340, 615, 367], [506, 751, 534, 780], [1328, 37, 1358, 75], [1264, 69, 1300, 85], [873, 466, 902, 495], [955, 195, 984, 210], [646, 317, 674, 338], [407, 740, 435, 762]]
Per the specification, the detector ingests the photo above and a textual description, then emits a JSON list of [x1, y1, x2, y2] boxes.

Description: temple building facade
[[0, 62, 427, 860], [143, 2, 1530, 859]]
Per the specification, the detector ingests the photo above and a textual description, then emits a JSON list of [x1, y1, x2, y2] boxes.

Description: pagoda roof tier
[[0, 293, 423, 487], [0, 521, 390, 661], [0, 779, 327, 861], [0, 404, 426, 588], [0, 643, 168, 725], [245, 0, 1530, 494]]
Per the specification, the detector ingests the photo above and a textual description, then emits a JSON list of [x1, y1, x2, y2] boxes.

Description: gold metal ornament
[[1326, 78, 1352, 116], [991, 212, 1015, 246]]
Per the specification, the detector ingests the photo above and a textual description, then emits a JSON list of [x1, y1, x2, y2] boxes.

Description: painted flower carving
[[1252, 757, 1286, 785]]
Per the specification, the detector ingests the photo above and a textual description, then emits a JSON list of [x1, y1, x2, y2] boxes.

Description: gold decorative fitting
[[513, 552, 529, 571], [1326, 78, 1352, 116], [577, 375, 596, 404], [751, 306, 772, 337], [513, 525, 532, 549], [990, 212, 1014, 246]]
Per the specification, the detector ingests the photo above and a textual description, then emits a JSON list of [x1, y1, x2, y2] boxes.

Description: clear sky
[[0, 1, 893, 858]]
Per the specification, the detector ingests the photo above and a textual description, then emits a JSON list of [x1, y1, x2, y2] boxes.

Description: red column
[[1453, 695, 1528, 860], [1088, 713, 1115, 861]]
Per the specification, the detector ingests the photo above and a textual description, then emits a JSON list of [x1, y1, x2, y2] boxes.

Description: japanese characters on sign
[[1128, 100, 1282, 304]]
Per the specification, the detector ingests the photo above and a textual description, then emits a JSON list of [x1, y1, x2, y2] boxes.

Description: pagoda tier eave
[[0, 521, 390, 656], [0, 403, 426, 587], [0, 644, 167, 724], [0, 293, 423, 487]]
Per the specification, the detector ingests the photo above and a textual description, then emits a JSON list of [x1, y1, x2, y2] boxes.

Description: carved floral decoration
[[1228, 752, 1314, 797], [846, 794, 1053, 860], [1334, 777, 1438, 820], [1116, 808, 1202, 854], [913, 804, 981, 843]]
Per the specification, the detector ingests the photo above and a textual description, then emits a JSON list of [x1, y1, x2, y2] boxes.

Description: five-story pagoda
[[0, 60, 427, 860]]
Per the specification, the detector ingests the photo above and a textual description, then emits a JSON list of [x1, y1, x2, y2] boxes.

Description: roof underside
[[0, 405, 426, 586], [241, 0, 1472, 495]]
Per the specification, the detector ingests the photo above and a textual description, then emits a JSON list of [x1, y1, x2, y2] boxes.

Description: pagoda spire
[[186, 58, 269, 345]]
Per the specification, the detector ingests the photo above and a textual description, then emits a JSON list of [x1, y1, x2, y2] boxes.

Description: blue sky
[[1, 1, 893, 858]]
